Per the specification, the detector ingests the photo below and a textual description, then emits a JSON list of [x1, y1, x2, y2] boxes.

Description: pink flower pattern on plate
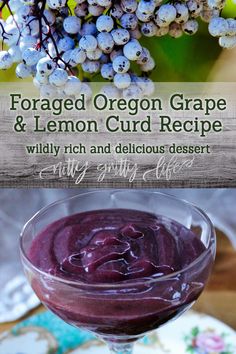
[[185, 327, 234, 354], [195, 332, 225, 352]]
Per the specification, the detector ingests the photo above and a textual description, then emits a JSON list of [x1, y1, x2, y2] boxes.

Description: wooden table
[[194, 230, 236, 329], [0, 230, 235, 334]]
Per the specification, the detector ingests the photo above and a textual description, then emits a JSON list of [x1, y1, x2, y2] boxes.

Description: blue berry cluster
[[0, 0, 235, 97]]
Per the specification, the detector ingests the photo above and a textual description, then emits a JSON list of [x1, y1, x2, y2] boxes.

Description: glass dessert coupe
[[20, 190, 216, 354]]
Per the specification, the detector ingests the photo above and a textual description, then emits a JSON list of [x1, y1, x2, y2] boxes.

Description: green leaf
[[222, 0, 236, 17], [191, 327, 199, 337], [186, 346, 194, 354]]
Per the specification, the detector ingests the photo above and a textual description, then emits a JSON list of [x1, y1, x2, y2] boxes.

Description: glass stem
[[108, 342, 134, 354]]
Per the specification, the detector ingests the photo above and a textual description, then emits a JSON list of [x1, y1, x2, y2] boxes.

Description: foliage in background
[[0, 0, 235, 82]]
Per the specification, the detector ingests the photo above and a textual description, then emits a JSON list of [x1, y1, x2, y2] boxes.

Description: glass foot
[[108, 342, 134, 354]]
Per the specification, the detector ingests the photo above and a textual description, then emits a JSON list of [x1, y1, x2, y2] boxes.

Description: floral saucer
[[0, 311, 235, 354]]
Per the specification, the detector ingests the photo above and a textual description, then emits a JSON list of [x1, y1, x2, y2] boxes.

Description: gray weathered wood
[[0, 82, 235, 187]]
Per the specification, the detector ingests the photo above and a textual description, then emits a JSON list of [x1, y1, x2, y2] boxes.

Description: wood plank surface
[[193, 230, 236, 329], [0, 83, 236, 187]]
